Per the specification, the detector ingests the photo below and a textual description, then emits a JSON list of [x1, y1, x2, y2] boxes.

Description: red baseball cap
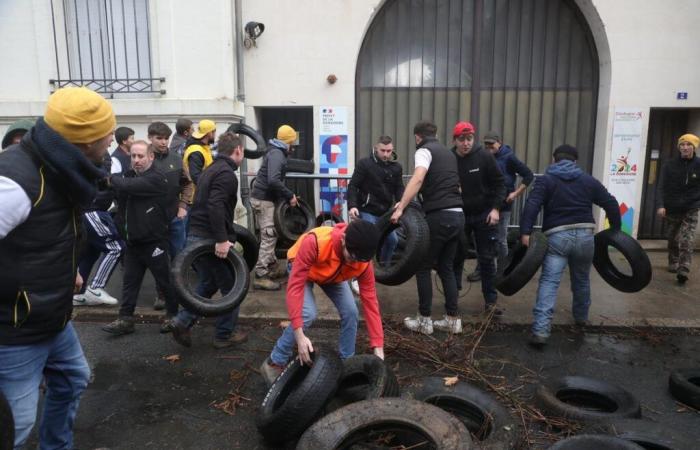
[[452, 121, 475, 138]]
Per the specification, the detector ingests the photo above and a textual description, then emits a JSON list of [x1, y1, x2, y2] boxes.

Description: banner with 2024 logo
[[608, 108, 644, 235], [318, 106, 348, 219]]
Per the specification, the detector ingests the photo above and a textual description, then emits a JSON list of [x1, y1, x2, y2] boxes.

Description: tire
[[593, 229, 652, 293], [494, 231, 547, 296], [548, 435, 644, 450], [0, 391, 13, 450], [274, 198, 315, 243], [256, 349, 343, 444], [413, 377, 517, 450], [669, 368, 700, 410], [226, 122, 267, 159], [171, 239, 251, 317], [587, 419, 696, 450], [315, 212, 343, 227], [231, 223, 259, 272], [296, 398, 473, 450], [373, 203, 430, 286], [536, 376, 641, 423], [286, 158, 315, 174], [325, 355, 400, 413]]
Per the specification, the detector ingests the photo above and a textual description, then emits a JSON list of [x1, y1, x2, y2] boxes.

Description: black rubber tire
[[593, 229, 652, 293], [0, 391, 13, 450], [171, 239, 250, 317], [226, 122, 267, 159], [669, 368, 700, 410], [325, 355, 400, 413], [494, 231, 547, 296], [286, 158, 315, 174], [231, 223, 259, 272], [373, 203, 430, 286], [413, 377, 517, 450], [296, 398, 473, 450], [315, 212, 343, 227], [587, 419, 696, 450], [536, 376, 641, 423], [256, 349, 343, 444], [548, 435, 644, 450], [274, 198, 315, 243]]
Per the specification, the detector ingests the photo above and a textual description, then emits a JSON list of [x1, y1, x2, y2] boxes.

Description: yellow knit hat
[[277, 124, 297, 145], [44, 87, 116, 144], [678, 133, 700, 149]]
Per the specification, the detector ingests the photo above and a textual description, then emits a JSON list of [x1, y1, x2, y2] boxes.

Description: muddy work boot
[[213, 330, 250, 349], [260, 357, 285, 387], [172, 323, 192, 348], [102, 317, 135, 335], [677, 273, 689, 284], [160, 316, 176, 334], [254, 275, 281, 291], [268, 262, 289, 280], [528, 333, 548, 348]]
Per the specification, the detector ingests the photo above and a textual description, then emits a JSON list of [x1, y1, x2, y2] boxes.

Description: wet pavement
[[27, 320, 700, 450]]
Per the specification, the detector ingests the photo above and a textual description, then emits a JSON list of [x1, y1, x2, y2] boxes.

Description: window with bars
[[49, 0, 164, 96]]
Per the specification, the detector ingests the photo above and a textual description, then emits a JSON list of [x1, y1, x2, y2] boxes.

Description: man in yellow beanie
[[250, 124, 299, 290], [656, 133, 700, 284], [0, 86, 114, 449]]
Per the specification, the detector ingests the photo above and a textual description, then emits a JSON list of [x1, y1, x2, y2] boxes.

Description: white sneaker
[[72, 294, 88, 306], [83, 287, 118, 305], [433, 315, 463, 334], [404, 315, 433, 335]]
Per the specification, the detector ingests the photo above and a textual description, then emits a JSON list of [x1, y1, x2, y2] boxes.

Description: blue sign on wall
[[677, 92, 688, 100]]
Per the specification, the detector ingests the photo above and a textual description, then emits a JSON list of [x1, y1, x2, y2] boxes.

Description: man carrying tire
[[348, 135, 404, 266], [520, 145, 620, 347], [392, 121, 465, 335], [250, 124, 299, 291], [656, 133, 700, 284], [171, 133, 249, 349], [260, 220, 385, 385]]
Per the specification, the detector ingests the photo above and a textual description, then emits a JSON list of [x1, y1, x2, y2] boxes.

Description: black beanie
[[553, 144, 578, 161], [344, 220, 380, 262]]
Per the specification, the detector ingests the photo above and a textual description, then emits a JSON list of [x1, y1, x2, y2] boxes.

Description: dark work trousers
[[119, 241, 179, 317], [454, 210, 499, 305], [416, 209, 465, 317]]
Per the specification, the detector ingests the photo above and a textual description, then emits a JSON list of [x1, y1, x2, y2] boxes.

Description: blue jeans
[[359, 211, 398, 266], [496, 210, 512, 261], [0, 323, 90, 449], [168, 216, 188, 258], [174, 235, 239, 340], [532, 228, 595, 337], [270, 281, 358, 365]]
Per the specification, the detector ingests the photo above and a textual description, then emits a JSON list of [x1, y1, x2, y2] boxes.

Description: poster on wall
[[318, 106, 349, 219], [608, 108, 644, 235]]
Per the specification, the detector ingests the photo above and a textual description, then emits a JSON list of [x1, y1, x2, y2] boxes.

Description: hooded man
[[1, 118, 35, 151]]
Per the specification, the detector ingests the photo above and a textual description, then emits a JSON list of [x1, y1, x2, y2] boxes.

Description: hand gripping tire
[[494, 231, 547, 296], [548, 435, 644, 450], [593, 229, 652, 293], [0, 391, 13, 450], [373, 203, 430, 286], [171, 239, 250, 317], [586, 419, 696, 450], [226, 122, 267, 160], [536, 376, 641, 423], [413, 377, 517, 450], [273, 197, 315, 244], [325, 355, 399, 412], [669, 368, 700, 410], [256, 349, 342, 444], [315, 211, 343, 227], [285, 158, 315, 174], [296, 398, 473, 450], [231, 223, 259, 272]]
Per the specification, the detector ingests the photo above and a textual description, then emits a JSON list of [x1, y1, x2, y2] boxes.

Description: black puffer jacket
[[656, 154, 700, 214], [250, 140, 294, 202], [347, 153, 404, 216]]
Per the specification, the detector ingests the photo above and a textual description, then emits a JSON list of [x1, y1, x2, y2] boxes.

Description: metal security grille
[[49, 0, 164, 96], [356, 0, 598, 174]]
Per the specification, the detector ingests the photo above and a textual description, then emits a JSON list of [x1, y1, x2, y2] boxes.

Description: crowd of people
[[1, 86, 699, 448]]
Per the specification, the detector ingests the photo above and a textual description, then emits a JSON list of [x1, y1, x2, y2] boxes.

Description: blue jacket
[[493, 145, 534, 211], [520, 160, 621, 235]]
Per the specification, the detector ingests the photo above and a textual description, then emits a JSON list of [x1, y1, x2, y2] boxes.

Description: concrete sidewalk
[[74, 249, 699, 329]]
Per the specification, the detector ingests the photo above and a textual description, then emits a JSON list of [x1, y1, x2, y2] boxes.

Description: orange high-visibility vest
[[287, 226, 369, 285]]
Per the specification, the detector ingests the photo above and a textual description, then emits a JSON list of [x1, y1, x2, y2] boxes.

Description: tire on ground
[[325, 355, 399, 413], [226, 122, 267, 159], [286, 158, 315, 174], [593, 228, 652, 293], [586, 418, 696, 450], [373, 203, 430, 286], [315, 212, 343, 227], [256, 349, 342, 444], [0, 391, 13, 450], [669, 368, 700, 410], [548, 435, 644, 450], [231, 223, 259, 272], [296, 398, 473, 450], [536, 376, 641, 423], [273, 198, 315, 243], [413, 377, 517, 450], [172, 239, 250, 317], [494, 231, 547, 296]]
